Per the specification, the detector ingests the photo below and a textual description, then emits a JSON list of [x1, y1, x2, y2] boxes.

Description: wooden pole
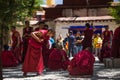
[[0, 53, 3, 80], [86, 0, 89, 16]]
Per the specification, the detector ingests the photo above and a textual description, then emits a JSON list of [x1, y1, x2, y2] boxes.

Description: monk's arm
[[15, 32, 20, 47], [31, 31, 42, 42]]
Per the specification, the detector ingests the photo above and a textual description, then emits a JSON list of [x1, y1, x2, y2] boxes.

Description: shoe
[[23, 72, 27, 77], [37, 72, 41, 75], [37, 72, 43, 76]]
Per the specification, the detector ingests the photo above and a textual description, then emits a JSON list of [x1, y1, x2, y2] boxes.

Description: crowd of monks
[[1, 21, 120, 77]]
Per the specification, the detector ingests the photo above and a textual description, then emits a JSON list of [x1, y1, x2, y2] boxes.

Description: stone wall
[[63, 8, 110, 17], [45, 7, 111, 19], [63, 0, 113, 6]]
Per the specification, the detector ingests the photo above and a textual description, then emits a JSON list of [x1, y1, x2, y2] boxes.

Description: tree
[[0, 0, 44, 79], [110, 0, 120, 24]]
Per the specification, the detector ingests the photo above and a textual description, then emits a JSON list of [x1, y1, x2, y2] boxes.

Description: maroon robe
[[2, 50, 18, 67], [111, 26, 120, 58], [12, 30, 22, 62], [22, 38, 44, 74], [35, 27, 40, 31], [99, 42, 111, 62], [48, 48, 70, 70], [68, 50, 95, 76], [40, 30, 50, 68], [82, 28, 93, 50], [22, 27, 33, 62], [22, 30, 48, 74], [102, 30, 111, 45]]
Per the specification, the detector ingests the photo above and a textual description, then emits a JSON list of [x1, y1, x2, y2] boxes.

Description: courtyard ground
[[3, 57, 120, 80]]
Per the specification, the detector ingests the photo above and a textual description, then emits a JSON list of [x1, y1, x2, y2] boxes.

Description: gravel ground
[[3, 57, 120, 80]]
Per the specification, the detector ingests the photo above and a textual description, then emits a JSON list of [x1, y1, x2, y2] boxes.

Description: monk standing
[[82, 23, 93, 50], [11, 26, 22, 63], [22, 29, 53, 76], [35, 21, 45, 31], [35, 22, 50, 68], [102, 25, 111, 47], [22, 20, 33, 62], [111, 26, 120, 58]]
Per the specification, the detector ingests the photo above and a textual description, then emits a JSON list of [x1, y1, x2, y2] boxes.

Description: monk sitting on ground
[[67, 47, 95, 76], [48, 43, 70, 70], [2, 45, 18, 67]]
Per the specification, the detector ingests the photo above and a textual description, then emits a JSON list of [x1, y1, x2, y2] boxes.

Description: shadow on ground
[[3, 57, 120, 80]]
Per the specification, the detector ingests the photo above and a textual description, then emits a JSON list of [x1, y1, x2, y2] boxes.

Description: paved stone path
[[3, 57, 120, 80]]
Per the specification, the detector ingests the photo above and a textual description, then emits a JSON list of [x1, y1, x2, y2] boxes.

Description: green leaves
[[110, 1, 120, 24], [0, 0, 44, 46], [0, 0, 43, 26]]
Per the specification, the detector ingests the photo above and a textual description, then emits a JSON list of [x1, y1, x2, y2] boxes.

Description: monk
[[11, 26, 22, 63], [22, 20, 33, 62], [22, 29, 53, 76], [82, 23, 93, 50], [2, 45, 18, 67], [99, 42, 111, 62], [67, 47, 95, 76], [35, 22, 50, 68], [111, 26, 120, 58], [41, 24, 51, 68], [102, 25, 111, 47], [48, 43, 70, 70], [34, 21, 46, 31]]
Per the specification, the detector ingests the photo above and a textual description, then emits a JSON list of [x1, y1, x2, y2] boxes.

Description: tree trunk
[[0, 51, 3, 80], [0, 24, 4, 80]]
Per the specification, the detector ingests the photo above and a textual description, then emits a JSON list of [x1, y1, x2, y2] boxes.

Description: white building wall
[[15, 20, 119, 41], [54, 21, 118, 39]]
